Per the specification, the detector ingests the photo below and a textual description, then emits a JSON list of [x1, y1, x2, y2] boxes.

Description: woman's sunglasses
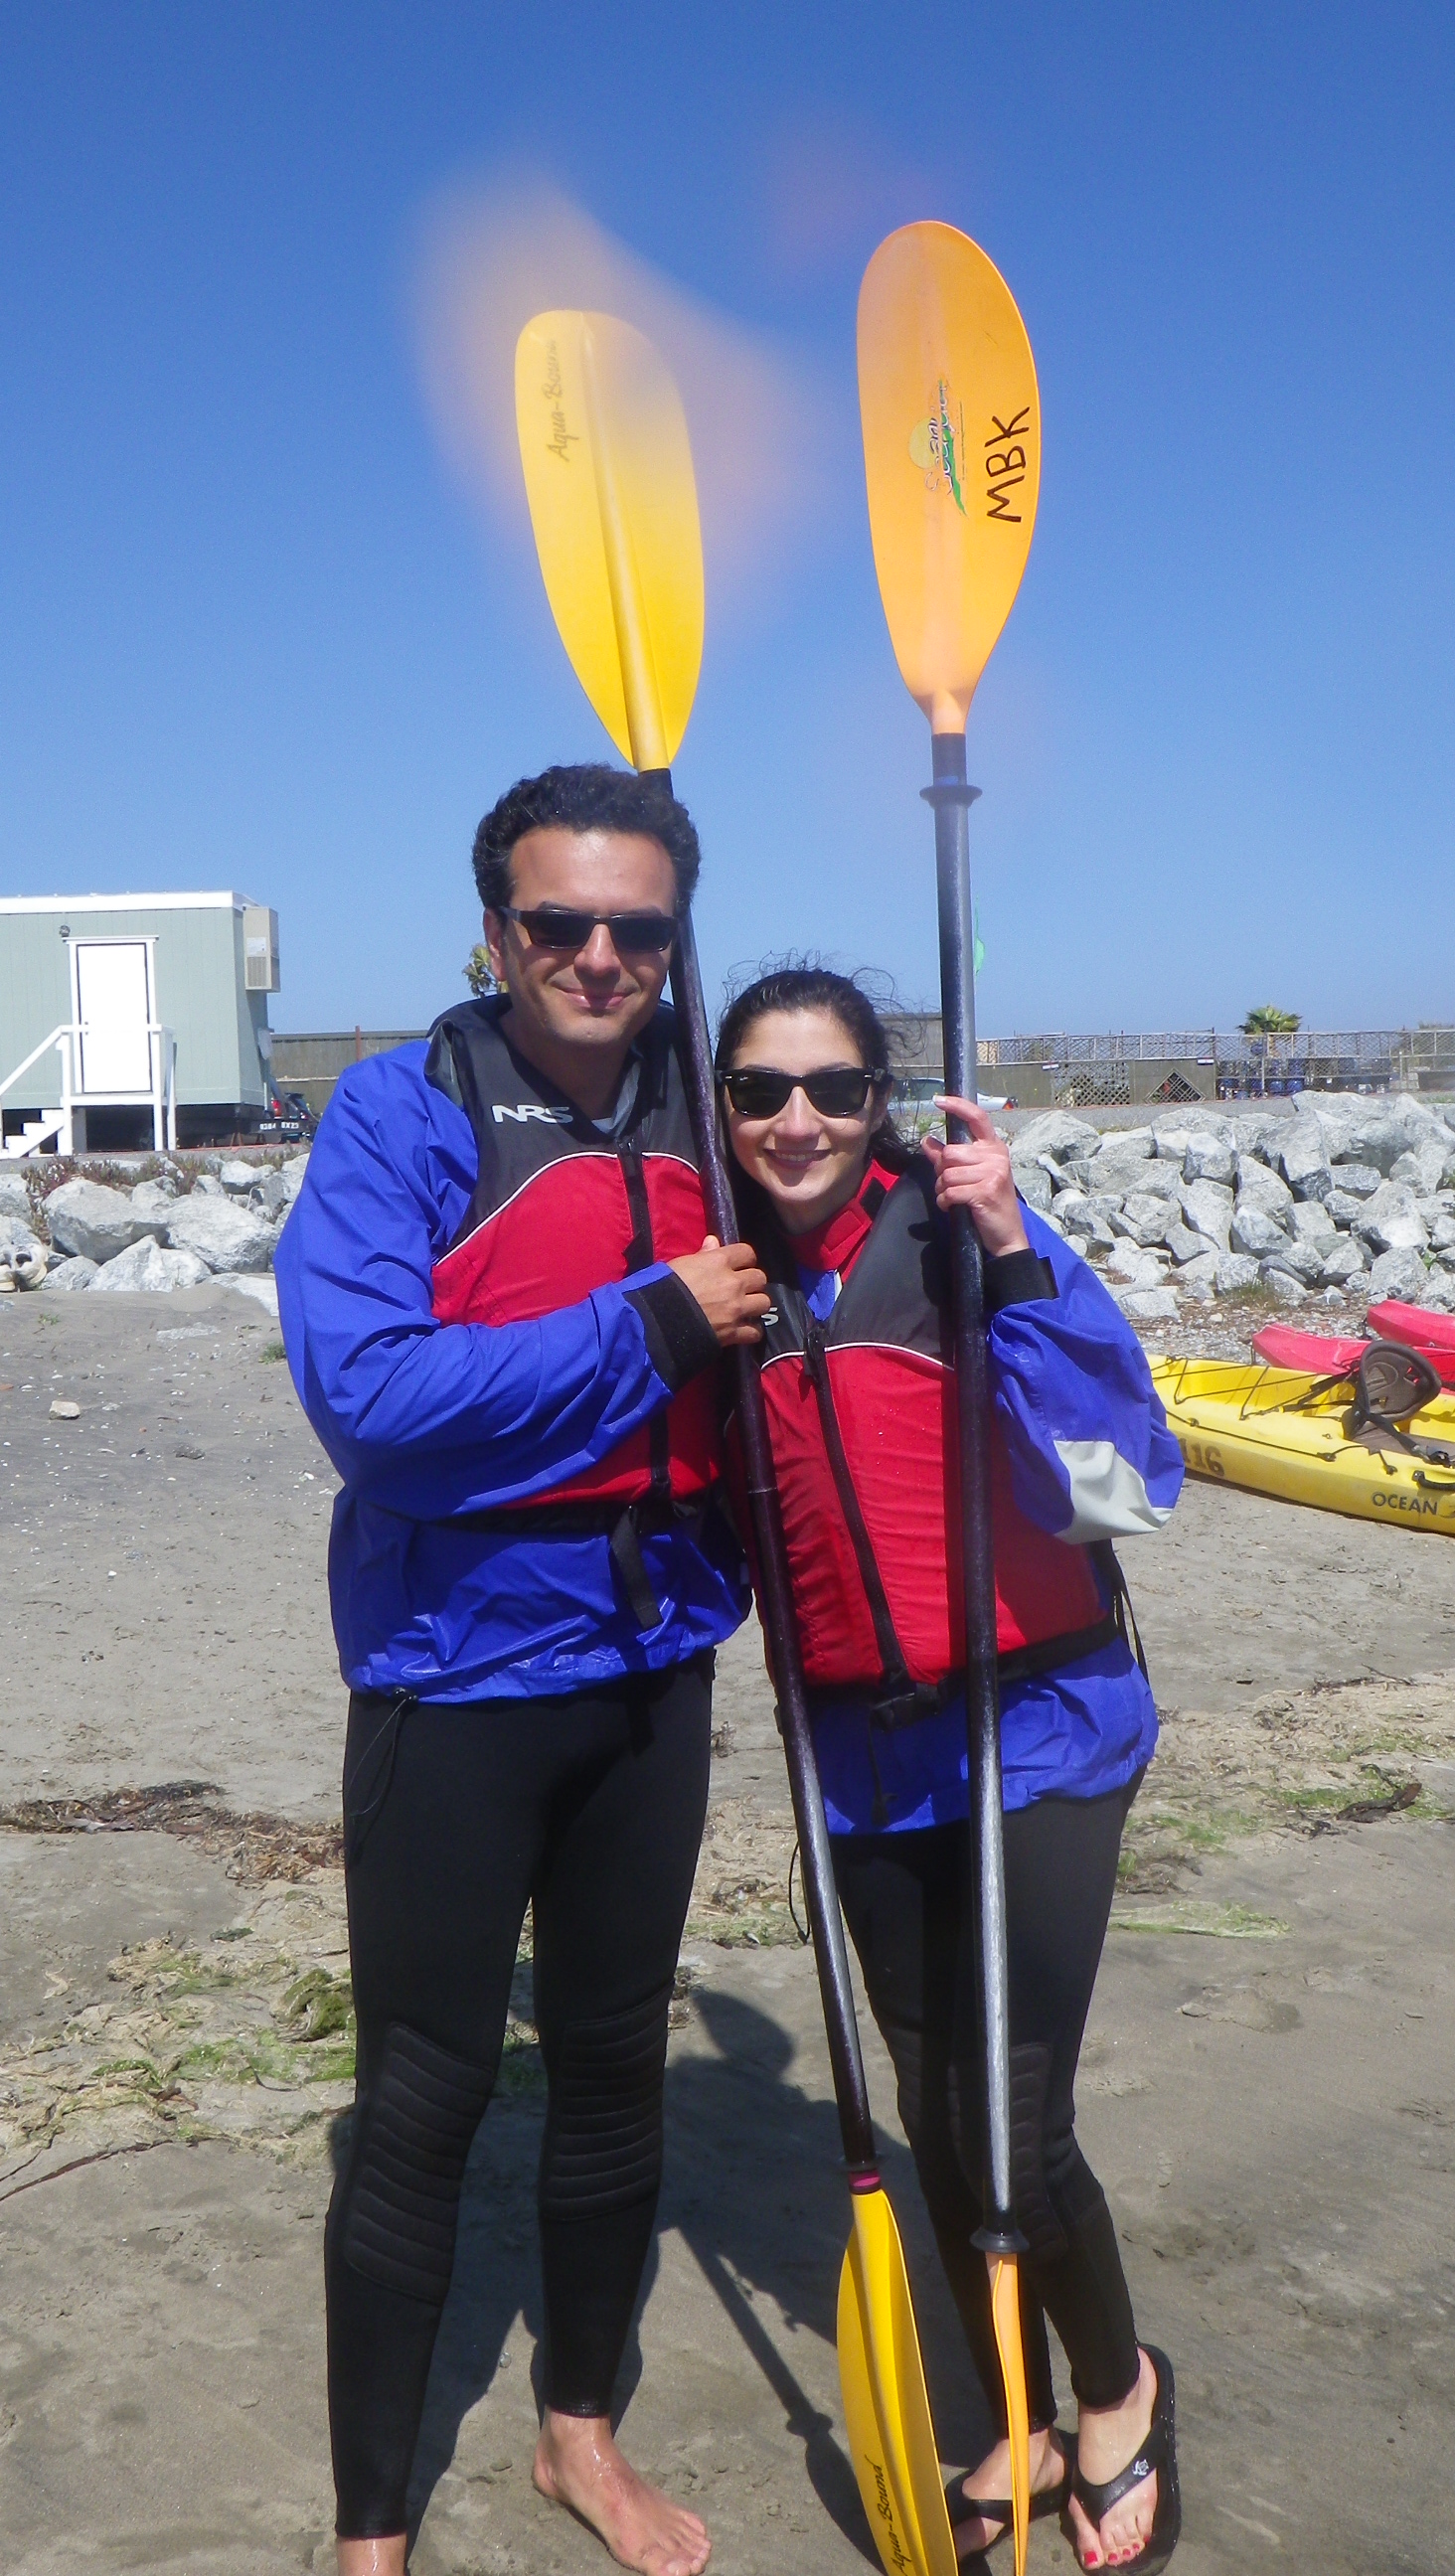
[[497, 904, 679, 956], [720, 1065, 881, 1119]]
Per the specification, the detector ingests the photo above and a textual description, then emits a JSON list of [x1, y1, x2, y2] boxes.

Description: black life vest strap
[[435, 1494, 713, 1632], [619, 1142, 673, 1509], [800, 1313, 1149, 1729]]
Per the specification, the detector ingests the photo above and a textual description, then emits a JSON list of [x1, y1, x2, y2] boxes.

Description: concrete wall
[[269, 1030, 426, 1120]]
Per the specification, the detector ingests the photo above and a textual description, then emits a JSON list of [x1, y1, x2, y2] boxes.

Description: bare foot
[[1068, 2347, 1158, 2569], [956, 2425, 1069, 2559], [533, 2410, 711, 2576], [336, 2538, 407, 2576]]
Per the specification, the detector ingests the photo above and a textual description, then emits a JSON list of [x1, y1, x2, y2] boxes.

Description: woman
[[717, 966, 1185, 2575]]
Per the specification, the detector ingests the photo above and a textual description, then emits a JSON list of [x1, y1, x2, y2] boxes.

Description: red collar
[[790, 1161, 898, 1277]]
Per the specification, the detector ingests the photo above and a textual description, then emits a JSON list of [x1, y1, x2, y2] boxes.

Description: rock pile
[[1009, 1095, 1455, 1322], [0, 1152, 309, 1296]]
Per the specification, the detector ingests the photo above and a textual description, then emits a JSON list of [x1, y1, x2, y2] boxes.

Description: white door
[[75, 942, 153, 1094]]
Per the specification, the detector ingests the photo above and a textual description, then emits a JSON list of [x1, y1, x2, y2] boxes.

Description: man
[[277, 764, 768, 2576]]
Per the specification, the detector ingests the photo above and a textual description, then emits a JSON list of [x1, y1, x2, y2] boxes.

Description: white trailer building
[[0, 892, 280, 1155]]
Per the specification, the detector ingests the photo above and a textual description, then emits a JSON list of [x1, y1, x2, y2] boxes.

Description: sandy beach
[[2, 1280, 1452, 2574]]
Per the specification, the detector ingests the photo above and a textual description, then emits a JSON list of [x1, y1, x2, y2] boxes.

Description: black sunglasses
[[720, 1065, 881, 1119], [497, 904, 679, 956]]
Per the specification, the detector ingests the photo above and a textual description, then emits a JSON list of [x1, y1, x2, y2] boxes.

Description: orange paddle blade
[[515, 309, 704, 769], [989, 2255, 1032, 2576], [857, 223, 1040, 732]]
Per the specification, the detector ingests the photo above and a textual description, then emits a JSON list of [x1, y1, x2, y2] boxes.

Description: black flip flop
[[1069, 2345, 1181, 2575], [951, 2431, 1073, 2552]]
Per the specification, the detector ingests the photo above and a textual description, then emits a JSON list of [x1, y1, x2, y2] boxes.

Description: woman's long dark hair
[[715, 964, 916, 1256]]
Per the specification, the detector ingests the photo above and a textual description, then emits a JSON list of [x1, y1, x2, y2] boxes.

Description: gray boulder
[[1390, 1141, 1453, 1197], [1009, 1111, 1101, 1167], [1235, 1158, 1295, 1216], [1231, 1205, 1293, 1261], [1083, 1137, 1157, 1199], [1260, 1238, 1326, 1286], [129, 1177, 179, 1212], [1177, 1251, 1220, 1299], [1180, 1178, 1234, 1248], [1214, 1251, 1262, 1294], [1010, 1161, 1053, 1215], [166, 1196, 280, 1274], [1278, 1125, 1333, 1202], [1325, 1188, 1370, 1226], [1120, 1286, 1180, 1321], [1325, 1162, 1381, 1198], [41, 1254, 98, 1291], [192, 1172, 226, 1198], [218, 1157, 262, 1194], [1233, 1114, 1292, 1163], [91, 1237, 213, 1294], [1288, 1200, 1338, 1246], [1117, 1191, 1175, 1247], [1355, 1182, 1428, 1255], [1259, 1267, 1309, 1305], [1164, 1219, 1218, 1265], [250, 1168, 291, 1219], [1107, 1241, 1168, 1287], [1366, 1245, 1431, 1303], [1342, 1102, 1438, 1174], [279, 1153, 310, 1203], [1319, 1238, 1369, 1285], [43, 1178, 167, 1265], [0, 1173, 31, 1223], [1183, 1132, 1236, 1186], [1427, 1213, 1455, 1253]]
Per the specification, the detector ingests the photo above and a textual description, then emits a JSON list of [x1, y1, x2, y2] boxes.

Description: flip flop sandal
[[951, 2433, 1074, 2550], [1069, 2345, 1182, 2574]]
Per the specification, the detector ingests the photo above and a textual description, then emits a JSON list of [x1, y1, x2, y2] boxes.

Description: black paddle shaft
[[923, 729, 1020, 2256], [644, 771, 878, 2181]]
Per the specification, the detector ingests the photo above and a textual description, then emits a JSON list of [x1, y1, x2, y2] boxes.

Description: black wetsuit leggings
[[325, 1660, 713, 2539], [832, 1776, 1142, 2437]]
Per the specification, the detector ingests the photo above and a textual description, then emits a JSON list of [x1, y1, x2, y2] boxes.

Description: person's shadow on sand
[[401, 1980, 997, 2562]]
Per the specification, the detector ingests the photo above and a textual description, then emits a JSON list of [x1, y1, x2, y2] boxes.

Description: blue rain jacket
[[804, 1206, 1185, 1831], [275, 1041, 749, 1702]]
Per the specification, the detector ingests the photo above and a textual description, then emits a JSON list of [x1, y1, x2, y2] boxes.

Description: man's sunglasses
[[719, 1066, 881, 1119], [497, 905, 679, 956]]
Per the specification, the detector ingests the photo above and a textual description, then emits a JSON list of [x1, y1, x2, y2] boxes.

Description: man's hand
[[668, 1237, 771, 1348], [921, 1096, 1031, 1258]]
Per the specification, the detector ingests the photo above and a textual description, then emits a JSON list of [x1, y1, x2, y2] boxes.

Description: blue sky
[[2, 4, 1452, 1042]]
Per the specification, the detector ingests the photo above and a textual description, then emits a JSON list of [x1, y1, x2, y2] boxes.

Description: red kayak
[[1369, 1298, 1455, 1364], [1251, 1308, 1455, 1387], [1250, 1325, 1367, 1378]]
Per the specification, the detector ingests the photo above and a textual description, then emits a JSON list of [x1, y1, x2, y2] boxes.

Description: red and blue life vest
[[426, 998, 720, 1510], [734, 1159, 1110, 1709]]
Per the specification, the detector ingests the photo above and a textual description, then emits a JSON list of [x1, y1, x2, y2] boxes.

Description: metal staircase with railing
[[0, 1022, 177, 1157]]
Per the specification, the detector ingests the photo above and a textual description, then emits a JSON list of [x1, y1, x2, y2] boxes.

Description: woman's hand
[[921, 1096, 1031, 1258]]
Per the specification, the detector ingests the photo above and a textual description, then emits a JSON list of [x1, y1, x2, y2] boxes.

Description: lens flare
[[412, 170, 831, 616]]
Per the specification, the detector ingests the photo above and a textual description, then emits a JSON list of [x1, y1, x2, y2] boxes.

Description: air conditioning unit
[[243, 905, 280, 993]]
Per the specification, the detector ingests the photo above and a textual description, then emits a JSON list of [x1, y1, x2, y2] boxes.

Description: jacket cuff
[[624, 1272, 722, 1390], [983, 1247, 1057, 1315]]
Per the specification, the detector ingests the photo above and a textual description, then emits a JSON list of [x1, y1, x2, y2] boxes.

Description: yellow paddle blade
[[838, 2187, 958, 2576], [988, 2255, 1032, 2576], [515, 309, 703, 771], [857, 223, 1040, 733]]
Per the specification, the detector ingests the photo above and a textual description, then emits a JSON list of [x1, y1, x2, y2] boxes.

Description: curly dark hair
[[715, 960, 915, 1172], [472, 765, 702, 912]]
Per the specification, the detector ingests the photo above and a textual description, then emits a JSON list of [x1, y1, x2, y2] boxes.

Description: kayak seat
[[1348, 1342, 1455, 1465]]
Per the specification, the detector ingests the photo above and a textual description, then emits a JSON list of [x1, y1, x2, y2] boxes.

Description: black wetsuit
[[326, 1663, 712, 2538], [833, 1777, 1143, 2433]]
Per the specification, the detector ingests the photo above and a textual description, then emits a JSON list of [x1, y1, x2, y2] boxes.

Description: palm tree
[[1240, 1004, 1302, 1097]]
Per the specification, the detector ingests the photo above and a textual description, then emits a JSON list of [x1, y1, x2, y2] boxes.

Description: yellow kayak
[[1148, 1355, 1455, 1532]]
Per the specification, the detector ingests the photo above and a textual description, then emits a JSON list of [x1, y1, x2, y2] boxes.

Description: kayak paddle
[[857, 219, 1042, 2576], [515, 306, 958, 2576]]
